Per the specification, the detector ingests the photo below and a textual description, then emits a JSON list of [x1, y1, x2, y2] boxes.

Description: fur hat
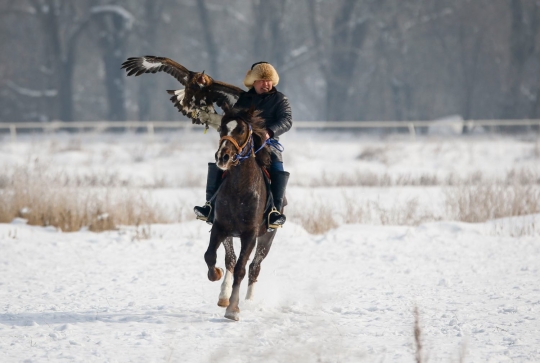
[[243, 62, 280, 88]]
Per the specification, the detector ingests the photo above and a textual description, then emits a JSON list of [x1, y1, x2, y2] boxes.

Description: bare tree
[[305, 0, 371, 120], [196, 0, 220, 79], [92, 4, 134, 121], [23, 0, 95, 121], [2, 0, 540, 123], [251, 0, 289, 89], [132, 0, 164, 121], [504, 0, 539, 119]]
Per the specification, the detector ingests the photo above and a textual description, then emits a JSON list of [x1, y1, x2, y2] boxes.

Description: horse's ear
[[248, 104, 256, 117]]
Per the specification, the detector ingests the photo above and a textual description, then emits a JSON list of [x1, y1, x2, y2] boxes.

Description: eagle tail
[[167, 89, 188, 115]]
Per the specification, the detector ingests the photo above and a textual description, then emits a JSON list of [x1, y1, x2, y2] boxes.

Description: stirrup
[[194, 202, 212, 222], [267, 207, 286, 230]]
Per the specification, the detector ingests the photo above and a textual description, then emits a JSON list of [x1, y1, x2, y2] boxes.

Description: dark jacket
[[234, 87, 292, 162]]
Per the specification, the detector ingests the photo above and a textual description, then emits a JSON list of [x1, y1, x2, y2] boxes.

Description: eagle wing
[[122, 56, 247, 126], [209, 81, 245, 112], [167, 79, 245, 117], [121, 56, 191, 86]]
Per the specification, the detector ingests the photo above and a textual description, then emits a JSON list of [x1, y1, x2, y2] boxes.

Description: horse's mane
[[221, 107, 271, 168]]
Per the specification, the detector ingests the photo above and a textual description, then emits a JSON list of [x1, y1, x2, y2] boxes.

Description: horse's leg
[[224, 231, 257, 321], [246, 229, 277, 301], [217, 237, 236, 307], [204, 226, 227, 282]]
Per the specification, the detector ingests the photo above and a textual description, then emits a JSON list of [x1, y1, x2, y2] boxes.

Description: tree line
[[1, 0, 539, 123]]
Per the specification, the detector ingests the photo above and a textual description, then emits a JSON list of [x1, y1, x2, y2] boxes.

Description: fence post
[[147, 122, 154, 142], [10, 124, 17, 142], [408, 123, 416, 141]]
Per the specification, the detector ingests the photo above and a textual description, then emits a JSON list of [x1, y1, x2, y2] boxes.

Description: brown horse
[[203, 107, 279, 321]]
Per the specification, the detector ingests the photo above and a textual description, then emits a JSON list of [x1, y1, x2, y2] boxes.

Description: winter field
[[1, 128, 540, 362]]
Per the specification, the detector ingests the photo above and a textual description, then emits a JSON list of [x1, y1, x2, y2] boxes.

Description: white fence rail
[[1, 119, 540, 142]]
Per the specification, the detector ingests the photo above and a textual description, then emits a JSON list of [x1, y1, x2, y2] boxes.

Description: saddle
[[205, 167, 278, 228]]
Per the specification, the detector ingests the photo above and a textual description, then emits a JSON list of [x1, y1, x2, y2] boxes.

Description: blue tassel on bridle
[[232, 124, 284, 163]]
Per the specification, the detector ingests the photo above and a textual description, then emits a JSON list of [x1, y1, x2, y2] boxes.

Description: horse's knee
[[204, 250, 216, 266]]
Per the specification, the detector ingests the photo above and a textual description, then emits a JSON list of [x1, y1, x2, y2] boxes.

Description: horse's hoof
[[208, 267, 223, 282], [217, 298, 230, 307], [224, 310, 239, 321]]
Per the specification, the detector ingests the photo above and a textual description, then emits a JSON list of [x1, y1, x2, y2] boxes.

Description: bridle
[[219, 121, 254, 165], [218, 120, 285, 166]]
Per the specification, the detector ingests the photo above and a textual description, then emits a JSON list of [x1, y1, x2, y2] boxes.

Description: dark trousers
[[270, 161, 284, 172]]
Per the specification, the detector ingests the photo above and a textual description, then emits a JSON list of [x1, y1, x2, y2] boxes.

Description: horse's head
[[215, 108, 271, 170]]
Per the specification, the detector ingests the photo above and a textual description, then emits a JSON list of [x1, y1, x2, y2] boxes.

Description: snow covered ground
[[1, 130, 539, 362]]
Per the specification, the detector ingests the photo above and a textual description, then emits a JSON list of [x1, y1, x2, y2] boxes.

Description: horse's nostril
[[223, 154, 229, 162]]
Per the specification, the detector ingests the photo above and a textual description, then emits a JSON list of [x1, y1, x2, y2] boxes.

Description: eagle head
[[196, 71, 211, 88]]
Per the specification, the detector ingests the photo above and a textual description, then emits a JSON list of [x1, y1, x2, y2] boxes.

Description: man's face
[[253, 80, 273, 94]]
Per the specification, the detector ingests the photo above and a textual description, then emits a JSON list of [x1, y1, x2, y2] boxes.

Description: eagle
[[121, 56, 245, 126]]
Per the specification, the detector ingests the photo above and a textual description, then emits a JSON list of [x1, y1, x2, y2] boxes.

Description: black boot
[[194, 163, 223, 223], [267, 170, 290, 230]]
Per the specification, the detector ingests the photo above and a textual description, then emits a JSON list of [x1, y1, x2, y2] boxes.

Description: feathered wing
[[166, 79, 245, 118], [209, 81, 244, 113], [122, 55, 247, 127], [166, 88, 217, 119], [121, 56, 191, 86]]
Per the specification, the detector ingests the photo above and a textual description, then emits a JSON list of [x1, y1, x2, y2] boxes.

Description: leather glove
[[193, 110, 222, 130]]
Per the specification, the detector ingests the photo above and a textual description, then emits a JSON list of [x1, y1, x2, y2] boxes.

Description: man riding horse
[[194, 62, 292, 230]]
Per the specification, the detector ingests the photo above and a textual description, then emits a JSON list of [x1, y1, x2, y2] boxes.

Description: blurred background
[[1, 0, 539, 124]]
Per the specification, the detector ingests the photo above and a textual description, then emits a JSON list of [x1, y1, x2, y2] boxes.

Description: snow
[[1, 130, 539, 362]]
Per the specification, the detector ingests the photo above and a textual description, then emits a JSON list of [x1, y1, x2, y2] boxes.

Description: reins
[[219, 123, 284, 165]]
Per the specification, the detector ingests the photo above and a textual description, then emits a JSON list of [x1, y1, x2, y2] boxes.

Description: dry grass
[[290, 182, 539, 234], [446, 184, 540, 223], [295, 168, 540, 188], [289, 196, 440, 234], [55, 172, 130, 188], [504, 168, 540, 185], [288, 201, 339, 235], [412, 306, 468, 363], [2, 152, 538, 235], [343, 197, 439, 226], [300, 171, 439, 187], [356, 145, 389, 164], [0, 164, 204, 189], [413, 306, 424, 363], [0, 166, 168, 232], [490, 217, 540, 237]]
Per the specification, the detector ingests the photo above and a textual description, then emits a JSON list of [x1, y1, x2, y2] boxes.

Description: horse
[[203, 107, 280, 321]]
